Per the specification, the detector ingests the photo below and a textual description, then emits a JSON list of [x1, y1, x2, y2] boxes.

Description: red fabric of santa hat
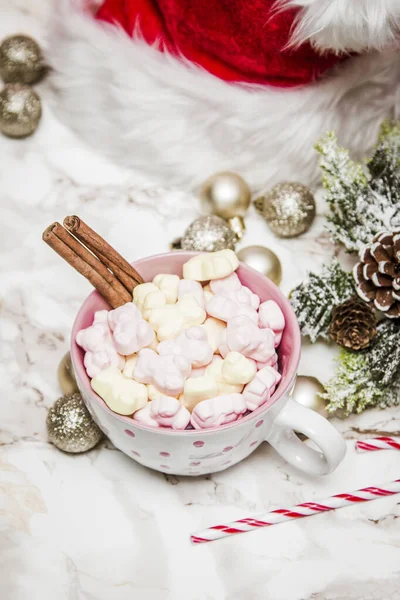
[[95, 0, 345, 87]]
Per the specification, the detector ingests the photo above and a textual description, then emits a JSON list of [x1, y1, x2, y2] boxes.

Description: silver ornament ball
[[236, 245, 282, 286], [0, 83, 42, 138], [255, 182, 316, 238], [181, 215, 238, 252], [0, 35, 45, 84], [47, 393, 103, 453], [291, 375, 328, 419]]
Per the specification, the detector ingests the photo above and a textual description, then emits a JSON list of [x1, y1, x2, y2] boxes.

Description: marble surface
[[1, 2, 400, 599]]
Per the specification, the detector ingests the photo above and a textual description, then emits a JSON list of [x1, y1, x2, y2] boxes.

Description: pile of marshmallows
[[76, 250, 285, 430]]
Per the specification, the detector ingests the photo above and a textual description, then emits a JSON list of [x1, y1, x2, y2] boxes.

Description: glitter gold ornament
[[0, 83, 42, 138], [255, 182, 315, 238], [47, 393, 103, 453], [200, 172, 251, 238], [236, 245, 282, 286], [181, 215, 238, 252], [291, 375, 328, 419], [57, 352, 79, 395], [0, 35, 45, 84]]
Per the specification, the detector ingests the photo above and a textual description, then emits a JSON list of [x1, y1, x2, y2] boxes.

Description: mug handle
[[267, 399, 346, 475]]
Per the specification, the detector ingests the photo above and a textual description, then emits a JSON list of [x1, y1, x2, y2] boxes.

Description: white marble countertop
[[1, 2, 400, 599]]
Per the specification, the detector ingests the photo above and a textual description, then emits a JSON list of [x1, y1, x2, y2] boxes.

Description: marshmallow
[[203, 289, 214, 303], [178, 279, 205, 308], [210, 273, 260, 310], [259, 300, 285, 347], [182, 375, 219, 412], [242, 366, 282, 411], [76, 312, 125, 378], [221, 351, 257, 385], [209, 272, 242, 294], [205, 356, 243, 395], [108, 303, 155, 355], [133, 283, 166, 319], [206, 294, 258, 324], [157, 326, 213, 368], [153, 274, 180, 304], [134, 348, 191, 396], [134, 396, 191, 430], [91, 366, 148, 415], [200, 317, 226, 354], [220, 315, 275, 362], [122, 354, 138, 378], [190, 366, 208, 378], [149, 294, 206, 341], [256, 352, 279, 370], [191, 393, 247, 429], [183, 249, 239, 281]]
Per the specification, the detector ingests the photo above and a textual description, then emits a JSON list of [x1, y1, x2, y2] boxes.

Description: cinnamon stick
[[84, 244, 139, 292], [63, 216, 144, 286], [42, 223, 130, 308]]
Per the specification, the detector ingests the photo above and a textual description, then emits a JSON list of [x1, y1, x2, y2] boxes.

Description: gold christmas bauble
[[47, 393, 103, 453], [0, 35, 45, 84], [181, 215, 238, 252], [57, 352, 79, 395], [236, 245, 282, 286], [0, 83, 42, 138], [291, 375, 328, 419], [200, 172, 251, 223], [255, 182, 315, 238]]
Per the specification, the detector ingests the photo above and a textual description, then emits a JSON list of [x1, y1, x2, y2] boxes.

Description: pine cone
[[329, 297, 377, 350], [354, 231, 400, 319]]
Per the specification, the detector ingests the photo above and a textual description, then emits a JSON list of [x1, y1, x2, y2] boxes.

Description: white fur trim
[[46, 1, 400, 189], [283, 0, 400, 53]]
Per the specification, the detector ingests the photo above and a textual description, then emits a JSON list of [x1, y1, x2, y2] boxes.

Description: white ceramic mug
[[71, 252, 346, 476]]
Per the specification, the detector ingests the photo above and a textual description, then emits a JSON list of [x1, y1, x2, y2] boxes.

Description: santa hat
[[47, 0, 400, 188]]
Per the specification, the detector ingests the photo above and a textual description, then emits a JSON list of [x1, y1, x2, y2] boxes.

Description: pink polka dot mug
[[71, 252, 346, 476]]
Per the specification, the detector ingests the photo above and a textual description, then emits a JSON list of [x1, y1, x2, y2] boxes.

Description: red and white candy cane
[[355, 437, 400, 453], [191, 479, 400, 544]]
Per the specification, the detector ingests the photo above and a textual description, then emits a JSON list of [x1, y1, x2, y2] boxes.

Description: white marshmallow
[[200, 317, 227, 353], [205, 356, 243, 395], [182, 375, 219, 412], [91, 366, 148, 415], [133, 282, 166, 319], [148, 294, 206, 341], [183, 250, 239, 281], [153, 274, 180, 304], [221, 351, 257, 385]]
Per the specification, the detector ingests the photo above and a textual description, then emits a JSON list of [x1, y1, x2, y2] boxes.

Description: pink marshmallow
[[220, 315, 275, 362], [157, 326, 213, 368], [190, 393, 247, 429], [134, 396, 191, 430], [76, 311, 124, 378], [256, 352, 279, 370], [190, 365, 208, 378], [209, 273, 242, 294], [259, 301, 285, 347], [178, 280, 205, 308], [210, 273, 260, 309], [134, 348, 191, 396], [242, 366, 282, 411], [206, 295, 258, 324], [108, 303, 155, 355]]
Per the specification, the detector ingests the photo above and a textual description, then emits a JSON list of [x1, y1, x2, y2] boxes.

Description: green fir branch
[[315, 121, 400, 253], [322, 319, 400, 415], [290, 259, 355, 343]]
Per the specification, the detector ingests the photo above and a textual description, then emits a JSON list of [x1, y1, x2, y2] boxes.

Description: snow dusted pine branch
[[290, 259, 355, 343], [315, 122, 400, 253]]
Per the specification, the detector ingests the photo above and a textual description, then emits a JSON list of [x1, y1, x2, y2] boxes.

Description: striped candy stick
[[191, 480, 400, 544], [355, 437, 400, 452]]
